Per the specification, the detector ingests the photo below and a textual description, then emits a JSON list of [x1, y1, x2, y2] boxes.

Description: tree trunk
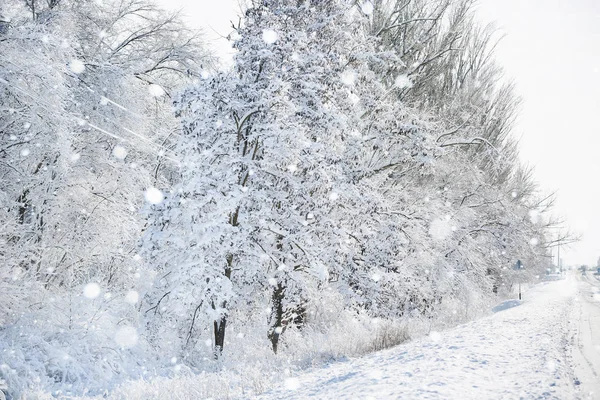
[[213, 316, 227, 356], [268, 282, 285, 353], [212, 254, 233, 358]]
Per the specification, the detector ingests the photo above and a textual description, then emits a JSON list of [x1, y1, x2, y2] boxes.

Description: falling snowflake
[[148, 84, 165, 97], [284, 377, 300, 390], [83, 283, 101, 299], [340, 70, 356, 86], [125, 290, 139, 304], [359, 1, 374, 14], [144, 187, 164, 205], [262, 29, 278, 44], [530, 237, 539, 246], [368, 370, 383, 380], [68, 59, 86, 74], [429, 218, 453, 241], [528, 209, 539, 224], [112, 145, 127, 160], [395, 74, 413, 89], [114, 326, 138, 348], [20, 148, 30, 157], [100, 96, 109, 106]]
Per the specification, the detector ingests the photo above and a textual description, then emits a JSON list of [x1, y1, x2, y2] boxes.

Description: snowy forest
[[0, 0, 562, 398]]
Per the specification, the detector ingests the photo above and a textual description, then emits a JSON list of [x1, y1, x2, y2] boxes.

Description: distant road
[[573, 272, 600, 398]]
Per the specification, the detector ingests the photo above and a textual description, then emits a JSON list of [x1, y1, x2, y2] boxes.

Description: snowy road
[[572, 273, 600, 399], [259, 278, 581, 400]]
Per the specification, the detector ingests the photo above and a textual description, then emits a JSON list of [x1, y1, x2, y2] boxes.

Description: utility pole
[[556, 230, 562, 275], [558, 239, 561, 274]]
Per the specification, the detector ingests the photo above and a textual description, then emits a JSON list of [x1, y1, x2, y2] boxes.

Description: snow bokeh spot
[[262, 29, 278, 44], [114, 326, 138, 348], [395, 74, 413, 89], [83, 283, 101, 299], [429, 331, 442, 342], [20, 148, 31, 157], [367, 369, 383, 380], [529, 210, 540, 224], [284, 377, 300, 390], [530, 237, 539, 246], [144, 187, 164, 205], [429, 218, 453, 241], [125, 290, 139, 304], [68, 59, 86, 74], [340, 70, 356, 86], [359, 1, 374, 14], [112, 145, 128, 160], [148, 84, 165, 97]]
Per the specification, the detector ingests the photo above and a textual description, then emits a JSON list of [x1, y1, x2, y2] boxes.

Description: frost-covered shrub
[[0, 288, 150, 398]]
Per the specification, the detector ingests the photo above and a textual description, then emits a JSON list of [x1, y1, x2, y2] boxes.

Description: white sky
[[160, 0, 600, 266]]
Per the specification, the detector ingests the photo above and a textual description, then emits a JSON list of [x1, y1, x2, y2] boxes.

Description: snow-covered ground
[[20, 273, 600, 400], [259, 277, 582, 400]]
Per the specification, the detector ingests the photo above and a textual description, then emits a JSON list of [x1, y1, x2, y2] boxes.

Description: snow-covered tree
[[0, 0, 214, 394], [0, 0, 214, 306], [142, 0, 457, 356]]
